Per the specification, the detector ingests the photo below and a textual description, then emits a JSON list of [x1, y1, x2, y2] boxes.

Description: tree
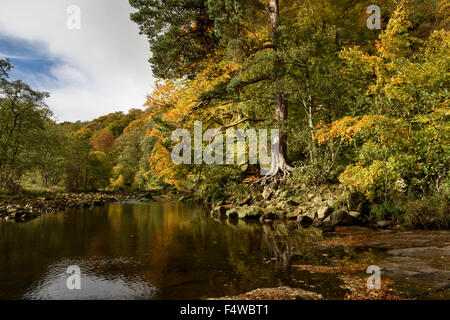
[[130, 0, 219, 78], [0, 59, 51, 192]]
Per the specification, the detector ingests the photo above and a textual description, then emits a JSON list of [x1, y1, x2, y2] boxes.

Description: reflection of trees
[[260, 223, 323, 269], [0, 203, 325, 299], [261, 224, 294, 268]]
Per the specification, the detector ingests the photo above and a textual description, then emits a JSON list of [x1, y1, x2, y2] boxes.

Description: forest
[[0, 0, 449, 228]]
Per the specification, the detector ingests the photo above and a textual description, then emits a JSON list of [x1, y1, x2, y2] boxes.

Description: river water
[[0, 201, 348, 300]]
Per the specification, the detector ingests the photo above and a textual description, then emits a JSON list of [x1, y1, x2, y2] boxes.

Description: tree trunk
[[269, 0, 292, 174]]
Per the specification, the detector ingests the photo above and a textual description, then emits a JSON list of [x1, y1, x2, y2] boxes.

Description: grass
[[399, 195, 449, 229], [369, 194, 449, 229]]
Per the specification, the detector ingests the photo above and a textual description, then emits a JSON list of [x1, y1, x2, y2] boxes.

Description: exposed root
[[255, 164, 293, 186]]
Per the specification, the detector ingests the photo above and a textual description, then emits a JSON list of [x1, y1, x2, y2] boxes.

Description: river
[[0, 201, 348, 300]]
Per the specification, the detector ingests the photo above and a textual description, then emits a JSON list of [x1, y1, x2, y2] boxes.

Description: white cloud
[[0, 0, 155, 122]]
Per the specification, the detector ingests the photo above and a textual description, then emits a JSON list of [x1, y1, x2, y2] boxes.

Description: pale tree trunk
[[268, 0, 292, 175]]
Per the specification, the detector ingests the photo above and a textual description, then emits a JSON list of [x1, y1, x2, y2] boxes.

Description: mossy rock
[[227, 206, 264, 220], [286, 211, 300, 220], [262, 208, 284, 220], [211, 206, 228, 219]]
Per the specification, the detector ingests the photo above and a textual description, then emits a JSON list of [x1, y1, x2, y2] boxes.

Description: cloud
[[0, 0, 155, 122]]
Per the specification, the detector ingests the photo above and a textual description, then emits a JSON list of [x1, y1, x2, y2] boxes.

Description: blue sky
[[0, 0, 155, 122], [0, 36, 59, 87]]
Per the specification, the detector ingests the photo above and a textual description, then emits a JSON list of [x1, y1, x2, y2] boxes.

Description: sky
[[0, 0, 155, 122]]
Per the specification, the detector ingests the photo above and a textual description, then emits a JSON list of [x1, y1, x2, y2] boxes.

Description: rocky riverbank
[[0, 192, 138, 222], [209, 184, 399, 232]]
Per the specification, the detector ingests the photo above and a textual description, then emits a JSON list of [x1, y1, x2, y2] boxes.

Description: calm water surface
[[0, 202, 346, 300]]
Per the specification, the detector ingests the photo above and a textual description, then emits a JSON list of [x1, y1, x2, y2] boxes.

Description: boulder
[[276, 201, 289, 210], [326, 209, 360, 226], [317, 206, 333, 220], [227, 206, 264, 220], [226, 208, 239, 219], [297, 215, 313, 227], [287, 196, 302, 206], [377, 220, 394, 228], [312, 196, 323, 205], [305, 209, 317, 220], [349, 211, 361, 218], [286, 211, 300, 220], [312, 218, 323, 228], [321, 222, 336, 232], [262, 188, 273, 201], [211, 206, 228, 219], [238, 195, 252, 206], [262, 208, 283, 220]]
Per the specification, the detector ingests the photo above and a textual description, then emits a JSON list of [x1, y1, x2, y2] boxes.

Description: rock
[[226, 208, 239, 219], [210, 287, 323, 300], [327, 209, 360, 226], [211, 206, 227, 219], [312, 218, 323, 228], [276, 201, 289, 210], [238, 195, 252, 206], [321, 222, 336, 232], [227, 206, 264, 220], [305, 209, 317, 220], [326, 199, 335, 207], [286, 211, 300, 220], [317, 206, 333, 220], [312, 196, 323, 205], [262, 208, 283, 220], [287, 196, 302, 206], [280, 191, 289, 199], [347, 191, 366, 211], [349, 211, 362, 218], [297, 215, 313, 228], [262, 188, 273, 201], [297, 206, 308, 214], [377, 220, 394, 228]]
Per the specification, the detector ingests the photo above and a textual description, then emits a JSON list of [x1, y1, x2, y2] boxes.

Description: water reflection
[[0, 202, 346, 300]]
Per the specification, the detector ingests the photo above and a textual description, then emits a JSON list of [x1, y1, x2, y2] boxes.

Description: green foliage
[[129, 0, 219, 78], [400, 195, 450, 228], [370, 201, 403, 221], [195, 166, 250, 203], [0, 59, 51, 192]]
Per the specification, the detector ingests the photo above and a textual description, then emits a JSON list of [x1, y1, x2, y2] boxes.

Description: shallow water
[[0, 202, 347, 300]]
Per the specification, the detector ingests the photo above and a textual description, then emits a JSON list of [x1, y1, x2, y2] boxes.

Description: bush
[[399, 196, 450, 229]]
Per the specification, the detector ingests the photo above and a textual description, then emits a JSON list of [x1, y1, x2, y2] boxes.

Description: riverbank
[[0, 192, 140, 222], [205, 182, 449, 231]]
